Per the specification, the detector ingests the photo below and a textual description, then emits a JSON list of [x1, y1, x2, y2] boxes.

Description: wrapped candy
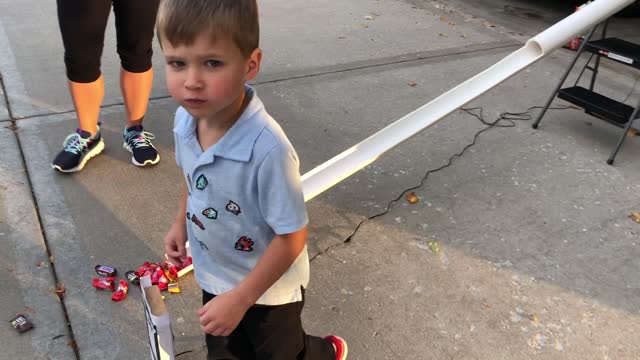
[[168, 282, 181, 294], [177, 257, 193, 278], [10, 314, 34, 333], [134, 261, 153, 277], [92, 277, 116, 291], [125, 270, 140, 285], [150, 264, 164, 284], [95, 265, 117, 277], [162, 260, 179, 282], [111, 280, 129, 302], [158, 277, 169, 291]]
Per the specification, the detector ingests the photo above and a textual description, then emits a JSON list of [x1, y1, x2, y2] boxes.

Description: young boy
[[157, 1, 347, 359]]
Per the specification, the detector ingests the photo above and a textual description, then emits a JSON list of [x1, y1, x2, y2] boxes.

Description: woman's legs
[[120, 65, 160, 166], [68, 76, 104, 136], [57, 0, 111, 133], [54, 0, 161, 171], [121, 68, 153, 128], [53, 0, 110, 172], [113, 0, 159, 126], [114, 0, 161, 166]]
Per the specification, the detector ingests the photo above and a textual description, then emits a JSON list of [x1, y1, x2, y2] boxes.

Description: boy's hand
[[164, 221, 187, 265], [197, 290, 251, 337]]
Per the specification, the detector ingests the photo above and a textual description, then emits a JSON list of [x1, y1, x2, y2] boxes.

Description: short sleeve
[[257, 145, 308, 234]]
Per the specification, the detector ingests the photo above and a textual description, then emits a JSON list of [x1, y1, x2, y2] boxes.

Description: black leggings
[[56, 0, 160, 83]]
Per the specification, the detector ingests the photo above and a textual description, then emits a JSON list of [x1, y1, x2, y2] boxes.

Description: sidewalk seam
[[4, 41, 521, 123], [252, 41, 522, 85], [0, 71, 12, 119], [8, 118, 81, 360]]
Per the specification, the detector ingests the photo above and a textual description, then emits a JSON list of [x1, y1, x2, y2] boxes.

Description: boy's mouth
[[184, 99, 206, 106]]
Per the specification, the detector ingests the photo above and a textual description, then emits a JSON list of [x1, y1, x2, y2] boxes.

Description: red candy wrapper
[[156, 268, 170, 291], [177, 257, 193, 277], [111, 280, 129, 302], [162, 260, 179, 282], [163, 254, 194, 278], [151, 264, 164, 284], [178, 256, 192, 269], [158, 279, 168, 291], [92, 277, 116, 291], [134, 261, 152, 277]]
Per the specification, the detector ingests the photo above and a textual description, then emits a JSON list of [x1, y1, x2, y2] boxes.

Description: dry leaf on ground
[[428, 241, 440, 254], [406, 192, 419, 203], [54, 283, 66, 299], [67, 340, 78, 351]]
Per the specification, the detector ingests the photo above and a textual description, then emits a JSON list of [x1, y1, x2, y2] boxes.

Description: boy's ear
[[245, 48, 262, 81]]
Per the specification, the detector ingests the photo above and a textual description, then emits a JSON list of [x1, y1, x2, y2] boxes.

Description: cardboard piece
[[140, 275, 175, 360]]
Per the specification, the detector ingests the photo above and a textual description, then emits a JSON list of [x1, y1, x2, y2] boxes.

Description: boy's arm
[[234, 145, 308, 303], [175, 186, 188, 223], [197, 226, 307, 335], [235, 226, 307, 306], [165, 185, 189, 264]]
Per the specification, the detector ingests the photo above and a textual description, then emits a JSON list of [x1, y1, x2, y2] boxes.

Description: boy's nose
[[184, 69, 203, 90]]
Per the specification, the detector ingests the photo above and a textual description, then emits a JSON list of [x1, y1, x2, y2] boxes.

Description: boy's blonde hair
[[156, 0, 259, 57]]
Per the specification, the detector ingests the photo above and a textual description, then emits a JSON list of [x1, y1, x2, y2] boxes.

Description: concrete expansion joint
[[8, 119, 81, 360], [253, 41, 522, 86], [1, 70, 14, 120], [4, 41, 523, 125]]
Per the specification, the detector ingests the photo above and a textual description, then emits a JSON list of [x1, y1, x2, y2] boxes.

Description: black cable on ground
[[310, 105, 573, 262]]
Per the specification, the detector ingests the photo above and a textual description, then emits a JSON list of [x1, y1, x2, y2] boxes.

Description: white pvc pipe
[[301, 0, 635, 202], [529, 0, 634, 54]]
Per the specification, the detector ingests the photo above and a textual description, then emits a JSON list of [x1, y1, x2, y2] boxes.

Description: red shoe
[[324, 335, 348, 360]]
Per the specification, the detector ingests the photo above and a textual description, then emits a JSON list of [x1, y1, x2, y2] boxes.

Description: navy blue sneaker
[[52, 127, 105, 173], [123, 125, 160, 167]]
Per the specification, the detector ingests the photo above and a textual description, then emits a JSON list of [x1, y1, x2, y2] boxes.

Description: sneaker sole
[[123, 143, 161, 167], [52, 139, 105, 173], [337, 337, 348, 360], [327, 335, 348, 360]]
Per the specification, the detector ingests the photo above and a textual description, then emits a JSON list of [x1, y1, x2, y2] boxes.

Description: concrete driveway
[[1, 0, 639, 359]]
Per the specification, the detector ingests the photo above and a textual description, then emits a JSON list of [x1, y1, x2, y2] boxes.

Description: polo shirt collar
[[174, 85, 266, 163], [213, 86, 265, 162]]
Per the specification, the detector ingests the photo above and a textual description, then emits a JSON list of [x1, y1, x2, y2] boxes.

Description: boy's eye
[[167, 60, 185, 68], [205, 60, 222, 68]]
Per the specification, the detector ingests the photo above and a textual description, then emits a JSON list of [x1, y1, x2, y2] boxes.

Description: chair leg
[[532, 26, 599, 129], [588, 19, 609, 92], [607, 101, 640, 165]]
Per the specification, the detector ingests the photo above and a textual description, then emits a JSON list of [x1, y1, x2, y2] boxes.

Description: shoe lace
[[125, 130, 156, 149], [62, 133, 89, 155]]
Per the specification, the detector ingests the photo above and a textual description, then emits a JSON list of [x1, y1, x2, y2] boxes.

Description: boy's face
[[161, 32, 261, 121]]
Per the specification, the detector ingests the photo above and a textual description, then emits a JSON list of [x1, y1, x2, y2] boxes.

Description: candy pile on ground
[[91, 257, 192, 302]]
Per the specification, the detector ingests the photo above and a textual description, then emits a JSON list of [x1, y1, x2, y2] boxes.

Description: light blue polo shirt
[[173, 86, 309, 305]]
